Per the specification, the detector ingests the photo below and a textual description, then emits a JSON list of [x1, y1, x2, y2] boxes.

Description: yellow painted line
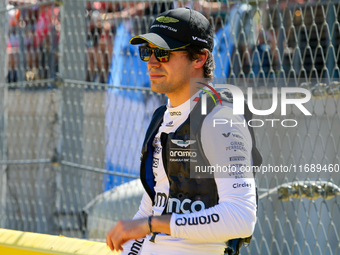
[[0, 228, 120, 255], [0, 245, 56, 255]]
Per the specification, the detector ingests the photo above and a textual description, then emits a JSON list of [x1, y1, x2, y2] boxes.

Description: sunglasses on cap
[[138, 46, 188, 63]]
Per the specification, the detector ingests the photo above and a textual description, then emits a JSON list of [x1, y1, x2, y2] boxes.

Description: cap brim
[[130, 33, 189, 50]]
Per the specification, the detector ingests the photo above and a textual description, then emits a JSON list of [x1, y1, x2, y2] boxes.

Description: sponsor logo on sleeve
[[230, 141, 244, 146], [152, 157, 159, 168], [228, 171, 246, 179], [233, 182, 252, 188], [230, 156, 246, 161], [230, 163, 247, 168], [152, 137, 160, 147], [166, 121, 174, 127], [226, 145, 247, 152], [175, 213, 219, 226], [222, 132, 244, 139], [154, 146, 161, 155], [129, 238, 144, 255]]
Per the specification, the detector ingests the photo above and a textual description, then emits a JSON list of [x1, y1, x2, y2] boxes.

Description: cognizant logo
[[198, 83, 312, 128]]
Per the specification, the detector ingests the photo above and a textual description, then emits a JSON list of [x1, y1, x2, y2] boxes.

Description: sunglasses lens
[[154, 49, 170, 62], [139, 47, 151, 61], [138, 46, 171, 62]]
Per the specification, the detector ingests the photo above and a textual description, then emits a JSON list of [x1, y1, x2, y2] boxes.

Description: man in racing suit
[[106, 7, 261, 255]]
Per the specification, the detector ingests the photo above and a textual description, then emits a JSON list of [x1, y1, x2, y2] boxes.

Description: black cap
[[130, 8, 214, 52]]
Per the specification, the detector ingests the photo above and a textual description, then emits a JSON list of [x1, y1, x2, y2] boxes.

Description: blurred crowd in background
[[6, 0, 329, 85], [7, 1, 60, 82]]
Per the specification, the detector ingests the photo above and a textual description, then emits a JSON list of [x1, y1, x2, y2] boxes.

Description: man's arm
[[106, 214, 171, 252], [107, 191, 155, 253]]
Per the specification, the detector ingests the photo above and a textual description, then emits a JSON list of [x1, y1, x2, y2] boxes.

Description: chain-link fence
[[0, 0, 339, 254]]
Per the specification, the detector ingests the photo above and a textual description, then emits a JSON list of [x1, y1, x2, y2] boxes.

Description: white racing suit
[[121, 91, 261, 255]]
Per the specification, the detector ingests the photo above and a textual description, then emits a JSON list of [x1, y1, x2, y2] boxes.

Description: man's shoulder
[[202, 101, 251, 138], [218, 90, 234, 104], [204, 101, 238, 120]]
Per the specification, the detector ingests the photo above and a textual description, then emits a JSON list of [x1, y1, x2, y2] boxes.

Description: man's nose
[[147, 51, 161, 68]]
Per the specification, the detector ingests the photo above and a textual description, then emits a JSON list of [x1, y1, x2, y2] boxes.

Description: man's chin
[[150, 83, 166, 94]]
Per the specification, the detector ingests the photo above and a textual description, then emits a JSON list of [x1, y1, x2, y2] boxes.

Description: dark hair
[[185, 45, 215, 79]]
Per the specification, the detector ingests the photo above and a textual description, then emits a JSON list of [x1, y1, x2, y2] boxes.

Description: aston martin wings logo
[[156, 16, 179, 23], [171, 139, 196, 148]]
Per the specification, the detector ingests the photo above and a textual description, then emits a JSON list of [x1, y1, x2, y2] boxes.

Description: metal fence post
[[0, 0, 8, 229], [57, 0, 86, 237], [327, 3, 336, 79]]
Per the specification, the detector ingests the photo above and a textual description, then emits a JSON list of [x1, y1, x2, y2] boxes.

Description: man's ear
[[193, 50, 209, 69]]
